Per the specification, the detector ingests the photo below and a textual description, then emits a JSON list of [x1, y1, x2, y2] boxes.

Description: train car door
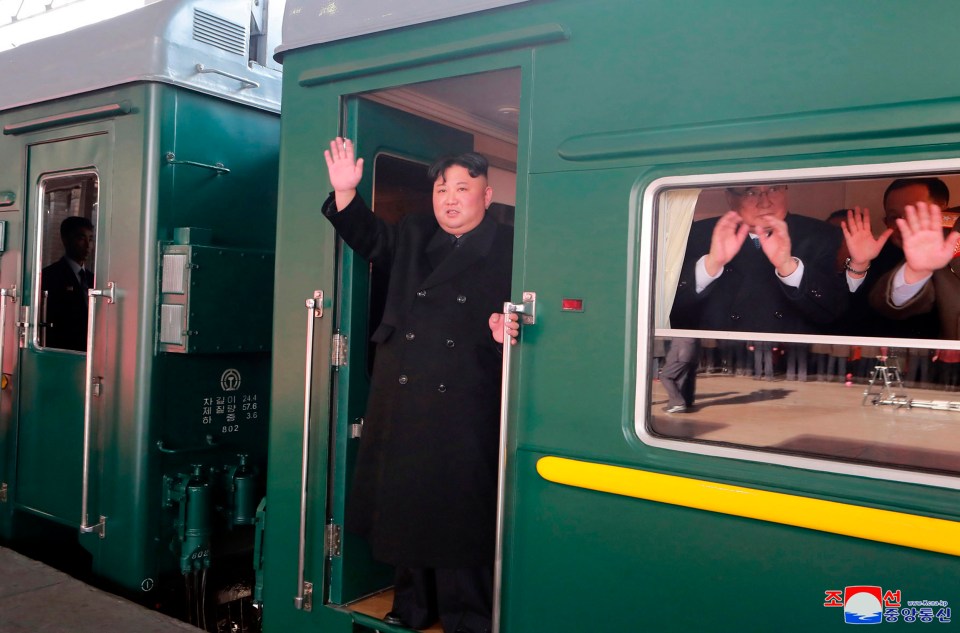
[[16, 132, 112, 534], [327, 97, 474, 604]]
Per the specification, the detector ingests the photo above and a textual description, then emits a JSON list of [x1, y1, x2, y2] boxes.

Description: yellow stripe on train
[[536, 456, 960, 557]]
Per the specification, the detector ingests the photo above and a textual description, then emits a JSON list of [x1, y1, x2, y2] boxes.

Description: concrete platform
[[0, 546, 198, 633]]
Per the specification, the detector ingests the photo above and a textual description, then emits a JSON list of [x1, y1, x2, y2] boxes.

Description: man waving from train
[[322, 137, 516, 633]]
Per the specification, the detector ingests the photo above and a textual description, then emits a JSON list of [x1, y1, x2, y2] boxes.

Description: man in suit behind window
[[670, 185, 848, 334], [41, 216, 94, 351]]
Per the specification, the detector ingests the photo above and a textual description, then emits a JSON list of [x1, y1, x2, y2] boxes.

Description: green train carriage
[[0, 0, 282, 626], [263, 1, 960, 632]]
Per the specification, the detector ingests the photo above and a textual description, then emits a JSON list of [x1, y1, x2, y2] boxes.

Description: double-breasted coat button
[[730, 313, 741, 321], [437, 384, 447, 393], [456, 294, 467, 304], [405, 332, 415, 341], [398, 375, 408, 385], [445, 339, 455, 348], [417, 290, 427, 298], [774, 311, 783, 319]]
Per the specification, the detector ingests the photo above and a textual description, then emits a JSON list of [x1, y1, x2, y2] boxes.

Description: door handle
[[79, 282, 115, 538], [493, 291, 535, 633], [0, 286, 16, 394], [295, 290, 323, 611]]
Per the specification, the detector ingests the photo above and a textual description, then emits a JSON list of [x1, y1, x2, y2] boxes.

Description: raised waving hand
[[898, 202, 960, 283], [841, 207, 891, 273], [323, 137, 364, 210]]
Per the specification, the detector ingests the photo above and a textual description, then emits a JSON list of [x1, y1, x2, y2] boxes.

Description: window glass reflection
[[37, 173, 98, 351], [651, 338, 960, 475], [650, 171, 960, 477]]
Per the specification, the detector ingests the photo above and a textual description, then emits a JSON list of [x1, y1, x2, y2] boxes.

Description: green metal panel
[[262, 80, 341, 633], [144, 85, 280, 597], [157, 243, 275, 354], [0, 80, 280, 609], [159, 88, 279, 250], [271, 2, 960, 632], [268, 39, 534, 633], [508, 450, 958, 632], [16, 132, 113, 527]]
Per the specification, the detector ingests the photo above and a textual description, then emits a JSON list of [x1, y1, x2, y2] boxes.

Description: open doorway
[[325, 67, 521, 630]]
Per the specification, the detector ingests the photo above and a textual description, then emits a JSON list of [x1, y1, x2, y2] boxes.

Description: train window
[[34, 171, 99, 352], [640, 161, 960, 485]]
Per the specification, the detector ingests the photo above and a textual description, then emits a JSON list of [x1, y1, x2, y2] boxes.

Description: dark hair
[[60, 215, 94, 238], [427, 151, 489, 182], [883, 177, 950, 208], [826, 208, 851, 223]]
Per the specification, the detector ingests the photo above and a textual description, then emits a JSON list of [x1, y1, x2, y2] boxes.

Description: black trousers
[[392, 565, 493, 633]]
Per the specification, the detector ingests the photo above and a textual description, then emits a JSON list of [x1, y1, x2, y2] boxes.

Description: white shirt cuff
[[775, 257, 803, 288], [695, 255, 723, 293], [890, 264, 932, 307], [846, 273, 866, 292]]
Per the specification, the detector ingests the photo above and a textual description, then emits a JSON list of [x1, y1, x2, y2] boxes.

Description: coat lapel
[[420, 214, 498, 289], [425, 228, 454, 270]]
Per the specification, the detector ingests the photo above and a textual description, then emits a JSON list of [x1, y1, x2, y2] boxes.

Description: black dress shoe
[[383, 611, 405, 626]]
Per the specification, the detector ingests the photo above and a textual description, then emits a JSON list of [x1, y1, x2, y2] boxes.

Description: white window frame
[[636, 157, 960, 490]]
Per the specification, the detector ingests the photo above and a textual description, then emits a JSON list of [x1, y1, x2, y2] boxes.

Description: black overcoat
[[322, 193, 513, 567], [670, 214, 847, 333]]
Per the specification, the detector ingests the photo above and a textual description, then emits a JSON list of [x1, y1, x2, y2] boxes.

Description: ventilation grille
[[161, 253, 188, 294], [193, 8, 246, 56], [159, 304, 185, 346]]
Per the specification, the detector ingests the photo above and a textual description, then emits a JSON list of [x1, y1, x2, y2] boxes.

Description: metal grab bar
[[294, 290, 323, 611], [493, 292, 536, 633], [79, 282, 115, 538], [0, 286, 17, 401], [195, 63, 260, 89], [164, 152, 230, 175]]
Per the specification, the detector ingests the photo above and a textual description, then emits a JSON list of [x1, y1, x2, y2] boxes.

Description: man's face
[[64, 227, 93, 264], [432, 165, 493, 236], [726, 185, 788, 229], [884, 183, 935, 249]]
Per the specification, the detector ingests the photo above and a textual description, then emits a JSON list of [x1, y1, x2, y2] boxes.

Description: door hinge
[[349, 417, 364, 439], [331, 333, 348, 367], [0, 482, 7, 503], [325, 523, 342, 558], [301, 581, 313, 612]]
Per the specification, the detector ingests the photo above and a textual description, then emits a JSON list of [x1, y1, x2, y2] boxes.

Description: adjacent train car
[[263, 1, 960, 632], [0, 0, 282, 628]]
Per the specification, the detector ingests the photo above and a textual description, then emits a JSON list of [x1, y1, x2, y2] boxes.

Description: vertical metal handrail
[[295, 290, 323, 610], [493, 292, 535, 633], [40, 290, 48, 347], [79, 282, 115, 537]]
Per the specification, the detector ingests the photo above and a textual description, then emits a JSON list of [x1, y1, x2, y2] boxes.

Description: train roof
[[0, 0, 282, 114], [276, 0, 530, 60]]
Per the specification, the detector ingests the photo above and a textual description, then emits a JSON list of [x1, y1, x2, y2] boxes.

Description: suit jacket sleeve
[[786, 219, 849, 324], [669, 219, 714, 328], [867, 265, 936, 320], [322, 192, 399, 269]]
